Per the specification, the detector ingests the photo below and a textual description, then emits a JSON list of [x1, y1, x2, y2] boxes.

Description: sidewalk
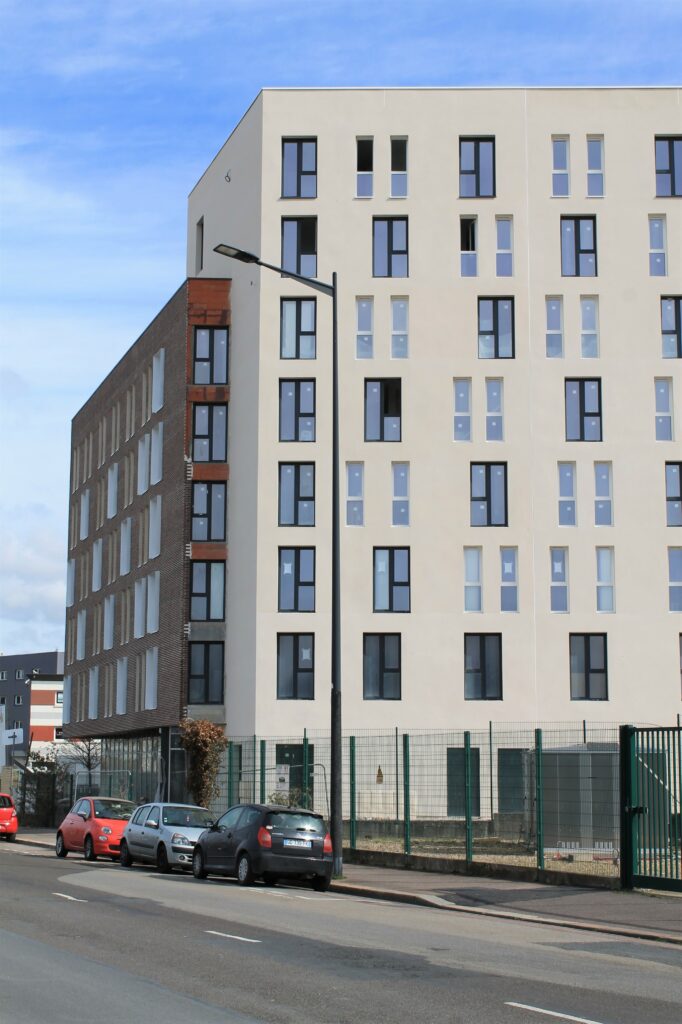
[[13, 830, 682, 946]]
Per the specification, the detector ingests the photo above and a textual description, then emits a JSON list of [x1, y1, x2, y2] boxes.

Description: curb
[[13, 837, 54, 850]]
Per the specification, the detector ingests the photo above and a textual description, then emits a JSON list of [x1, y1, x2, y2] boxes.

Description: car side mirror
[[210, 822, 220, 832], [79, 812, 88, 820], [146, 820, 159, 830]]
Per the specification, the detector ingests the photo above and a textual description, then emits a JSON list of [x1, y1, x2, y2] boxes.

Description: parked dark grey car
[[192, 804, 333, 891]]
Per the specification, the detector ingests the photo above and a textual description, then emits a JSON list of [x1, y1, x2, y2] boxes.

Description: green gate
[[620, 725, 682, 892]]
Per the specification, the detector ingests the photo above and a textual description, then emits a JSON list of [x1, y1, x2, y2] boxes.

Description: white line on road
[[205, 930, 261, 944], [505, 1003, 608, 1024], [52, 892, 88, 903]]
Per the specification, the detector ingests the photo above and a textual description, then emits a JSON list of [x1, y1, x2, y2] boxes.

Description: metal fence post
[[403, 733, 411, 855], [465, 732, 473, 865], [349, 735, 357, 850], [619, 724, 637, 890], [535, 728, 544, 871], [227, 741, 233, 806], [302, 730, 309, 809], [252, 735, 257, 802], [259, 739, 266, 803]]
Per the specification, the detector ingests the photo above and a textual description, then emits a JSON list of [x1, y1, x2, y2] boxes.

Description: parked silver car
[[119, 802, 214, 872]]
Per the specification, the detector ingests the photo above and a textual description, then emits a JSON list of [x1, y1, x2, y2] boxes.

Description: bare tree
[[59, 737, 102, 789]]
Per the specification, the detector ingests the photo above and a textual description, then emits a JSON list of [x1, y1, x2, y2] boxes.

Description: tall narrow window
[[500, 547, 518, 612], [546, 297, 564, 358], [552, 137, 570, 196], [279, 381, 315, 441], [485, 379, 504, 441], [580, 297, 599, 358], [134, 578, 147, 638], [116, 658, 127, 715], [149, 495, 162, 558], [107, 463, 118, 519], [666, 463, 682, 527], [194, 327, 228, 382], [649, 217, 667, 276], [496, 218, 513, 276], [190, 561, 225, 621], [188, 642, 224, 704], [364, 379, 401, 441], [565, 379, 602, 441], [391, 298, 409, 358], [278, 548, 315, 612], [464, 547, 482, 612], [594, 462, 613, 526], [655, 379, 674, 440], [346, 463, 364, 526], [279, 464, 315, 526], [655, 136, 682, 197], [152, 348, 165, 413], [280, 299, 316, 360], [392, 463, 409, 526], [470, 463, 507, 526], [192, 482, 226, 541], [103, 594, 115, 649], [373, 548, 410, 612], [79, 489, 90, 541], [150, 423, 163, 485], [669, 548, 682, 612], [356, 298, 373, 358], [550, 548, 569, 613], [390, 138, 407, 197], [464, 634, 502, 700], [459, 138, 495, 198], [193, 405, 227, 461], [478, 298, 514, 358], [88, 666, 99, 720], [460, 217, 477, 277], [282, 138, 317, 198], [356, 138, 373, 197], [281, 217, 317, 277], [363, 634, 401, 700], [586, 137, 604, 196], [561, 216, 597, 277], [661, 297, 682, 359], [195, 217, 204, 273], [373, 218, 408, 277], [596, 547, 614, 612], [570, 634, 608, 700], [454, 379, 472, 441], [277, 635, 314, 700], [120, 517, 132, 575]]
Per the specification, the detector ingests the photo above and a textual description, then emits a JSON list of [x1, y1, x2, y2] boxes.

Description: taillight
[[257, 826, 272, 848], [323, 832, 332, 855]]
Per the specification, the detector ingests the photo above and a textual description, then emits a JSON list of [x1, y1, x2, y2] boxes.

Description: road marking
[[205, 930, 261, 944], [505, 1003, 607, 1024], [52, 892, 88, 903]]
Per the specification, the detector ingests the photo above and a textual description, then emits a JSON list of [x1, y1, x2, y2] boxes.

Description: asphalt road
[[1, 842, 680, 1024]]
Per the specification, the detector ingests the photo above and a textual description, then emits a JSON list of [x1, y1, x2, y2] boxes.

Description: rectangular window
[[356, 298, 373, 358], [356, 138, 373, 197], [470, 463, 507, 526], [666, 463, 682, 527], [134, 578, 147, 638], [149, 495, 162, 559], [188, 642, 224, 704], [279, 463, 315, 526], [552, 137, 570, 196], [485, 379, 504, 441], [557, 464, 573, 528], [655, 136, 682, 197], [281, 217, 317, 277], [587, 136, 604, 197], [373, 548, 410, 612], [137, 434, 150, 494], [364, 379, 401, 441], [278, 548, 315, 612], [150, 422, 163, 485], [195, 218, 204, 274], [496, 218, 513, 276], [116, 658, 127, 715], [454, 379, 472, 441], [500, 547, 518, 612], [655, 378, 674, 440], [281, 299, 315, 360], [66, 558, 75, 608], [460, 217, 477, 277], [120, 517, 132, 575], [596, 547, 614, 612], [151, 348, 165, 412], [190, 561, 225, 621], [464, 633, 502, 700], [79, 489, 90, 541], [194, 327, 228, 383], [373, 218, 408, 277], [192, 482, 226, 541], [662, 297, 682, 359], [580, 297, 599, 358], [145, 647, 158, 711], [88, 666, 99, 720], [91, 538, 102, 594], [346, 463, 364, 526], [649, 217, 667, 276], [565, 378, 602, 441], [390, 138, 408, 197], [107, 463, 118, 519], [103, 594, 115, 649], [363, 634, 401, 699], [391, 298, 409, 358], [670, 548, 682, 612], [193, 404, 227, 461], [459, 137, 495, 198], [570, 634, 608, 700], [550, 547, 569, 613], [546, 297, 563, 357], [76, 610, 86, 661], [561, 216, 597, 277], [146, 571, 160, 633], [282, 138, 317, 198], [594, 462, 613, 526], [279, 380, 315, 441], [277, 634, 314, 700], [464, 547, 482, 612], [478, 298, 514, 358], [392, 463, 409, 526]]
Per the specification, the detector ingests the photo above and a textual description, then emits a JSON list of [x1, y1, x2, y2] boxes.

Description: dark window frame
[[276, 633, 315, 700], [193, 326, 229, 384], [477, 297, 515, 359], [464, 633, 503, 700], [565, 378, 603, 442], [662, 297, 682, 359], [470, 462, 508, 527], [191, 481, 226, 542], [459, 137, 496, 198], [188, 641, 224, 704], [666, 462, 682, 527], [569, 633, 608, 701], [281, 217, 317, 277], [278, 547, 316, 612], [655, 136, 682, 197], [192, 403, 227, 462], [561, 215, 598, 277], [363, 633, 401, 700], [281, 138, 317, 199], [278, 463, 315, 526], [372, 217, 409, 278], [373, 547, 411, 613], [364, 378, 402, 442], [280, 298, 317, 359], [189, 560, 225, 622], [279, 379, 316, 442]]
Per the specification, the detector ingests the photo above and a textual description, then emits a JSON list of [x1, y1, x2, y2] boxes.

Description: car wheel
[[55, 833, 68, 858], [236, 852, 254, 886], [6, 833, 16, 843], [119, 840, 133, 867], [84, 835, 97, 862], [262, 872, 278, 887], [312, 875, 331, 893], [192, 847, 207, 880], [156, 843, 171, 873]]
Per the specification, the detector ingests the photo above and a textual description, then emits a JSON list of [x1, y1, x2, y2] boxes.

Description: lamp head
[[213, 244, 260, 264]]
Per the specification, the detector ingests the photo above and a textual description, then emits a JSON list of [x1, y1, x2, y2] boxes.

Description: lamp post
[[213, 244, 343, 876]]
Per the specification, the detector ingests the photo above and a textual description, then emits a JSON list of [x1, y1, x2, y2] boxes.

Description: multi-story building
[[63, 88, 681, 795], [0, 651, 64, 764]]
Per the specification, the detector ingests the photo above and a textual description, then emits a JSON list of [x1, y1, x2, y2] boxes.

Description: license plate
[[283, 838, 312, 849]]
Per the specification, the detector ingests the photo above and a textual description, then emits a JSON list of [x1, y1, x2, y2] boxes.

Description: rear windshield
[[93, 799, 136, 820], [161, 806, 212, 828], [0, 796, 13, 809], [265, 812, 325, 833]]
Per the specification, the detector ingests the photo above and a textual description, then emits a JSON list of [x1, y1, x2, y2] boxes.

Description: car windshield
[[0, 795, 13, 809], [161, 806, 212, 828], [93, 799, 136, 820], [265, 812, 325, 833]]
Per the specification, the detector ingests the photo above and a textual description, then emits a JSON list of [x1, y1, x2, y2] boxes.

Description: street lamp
[[213, 243, 343, 876]]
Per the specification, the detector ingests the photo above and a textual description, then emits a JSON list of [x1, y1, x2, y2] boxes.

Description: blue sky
[[0, 0, 680, 654]]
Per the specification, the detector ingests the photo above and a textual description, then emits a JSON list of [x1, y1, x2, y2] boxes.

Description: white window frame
[[655, 379, 674, 441], [144, 647, 159, 710], [500, 546, 518, 612], [392, 463, 409, 526], [346, 463, 364, 526], [587, 136, 604, 197], [594, 462, 613, 526], [545, 296, 563, 358], [92, 538, 103, 593], [552, 136, 570, 196], [454, 379, 472, 442], [79, 489, 90, 541], [356, 298, 373, 359], [391, 297, 409, 358], [580, 297, 599, 358], [550, 547, 569, 613], [150, 422, 163, 485], [495, 217, 513, 277], [485, 379, 504, 441], [107, 463, 118, 519], [137, 434, 150, 495], [149, 496, 162, 559], [464, 547, 482, 612], [649, 216, 667, 277], [596, 547, 615, 612], [146, 571, 160, 634]]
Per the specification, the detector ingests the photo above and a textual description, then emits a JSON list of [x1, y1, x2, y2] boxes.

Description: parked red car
[[56, 796, 137, 861], [0, 793, 18, 841]]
